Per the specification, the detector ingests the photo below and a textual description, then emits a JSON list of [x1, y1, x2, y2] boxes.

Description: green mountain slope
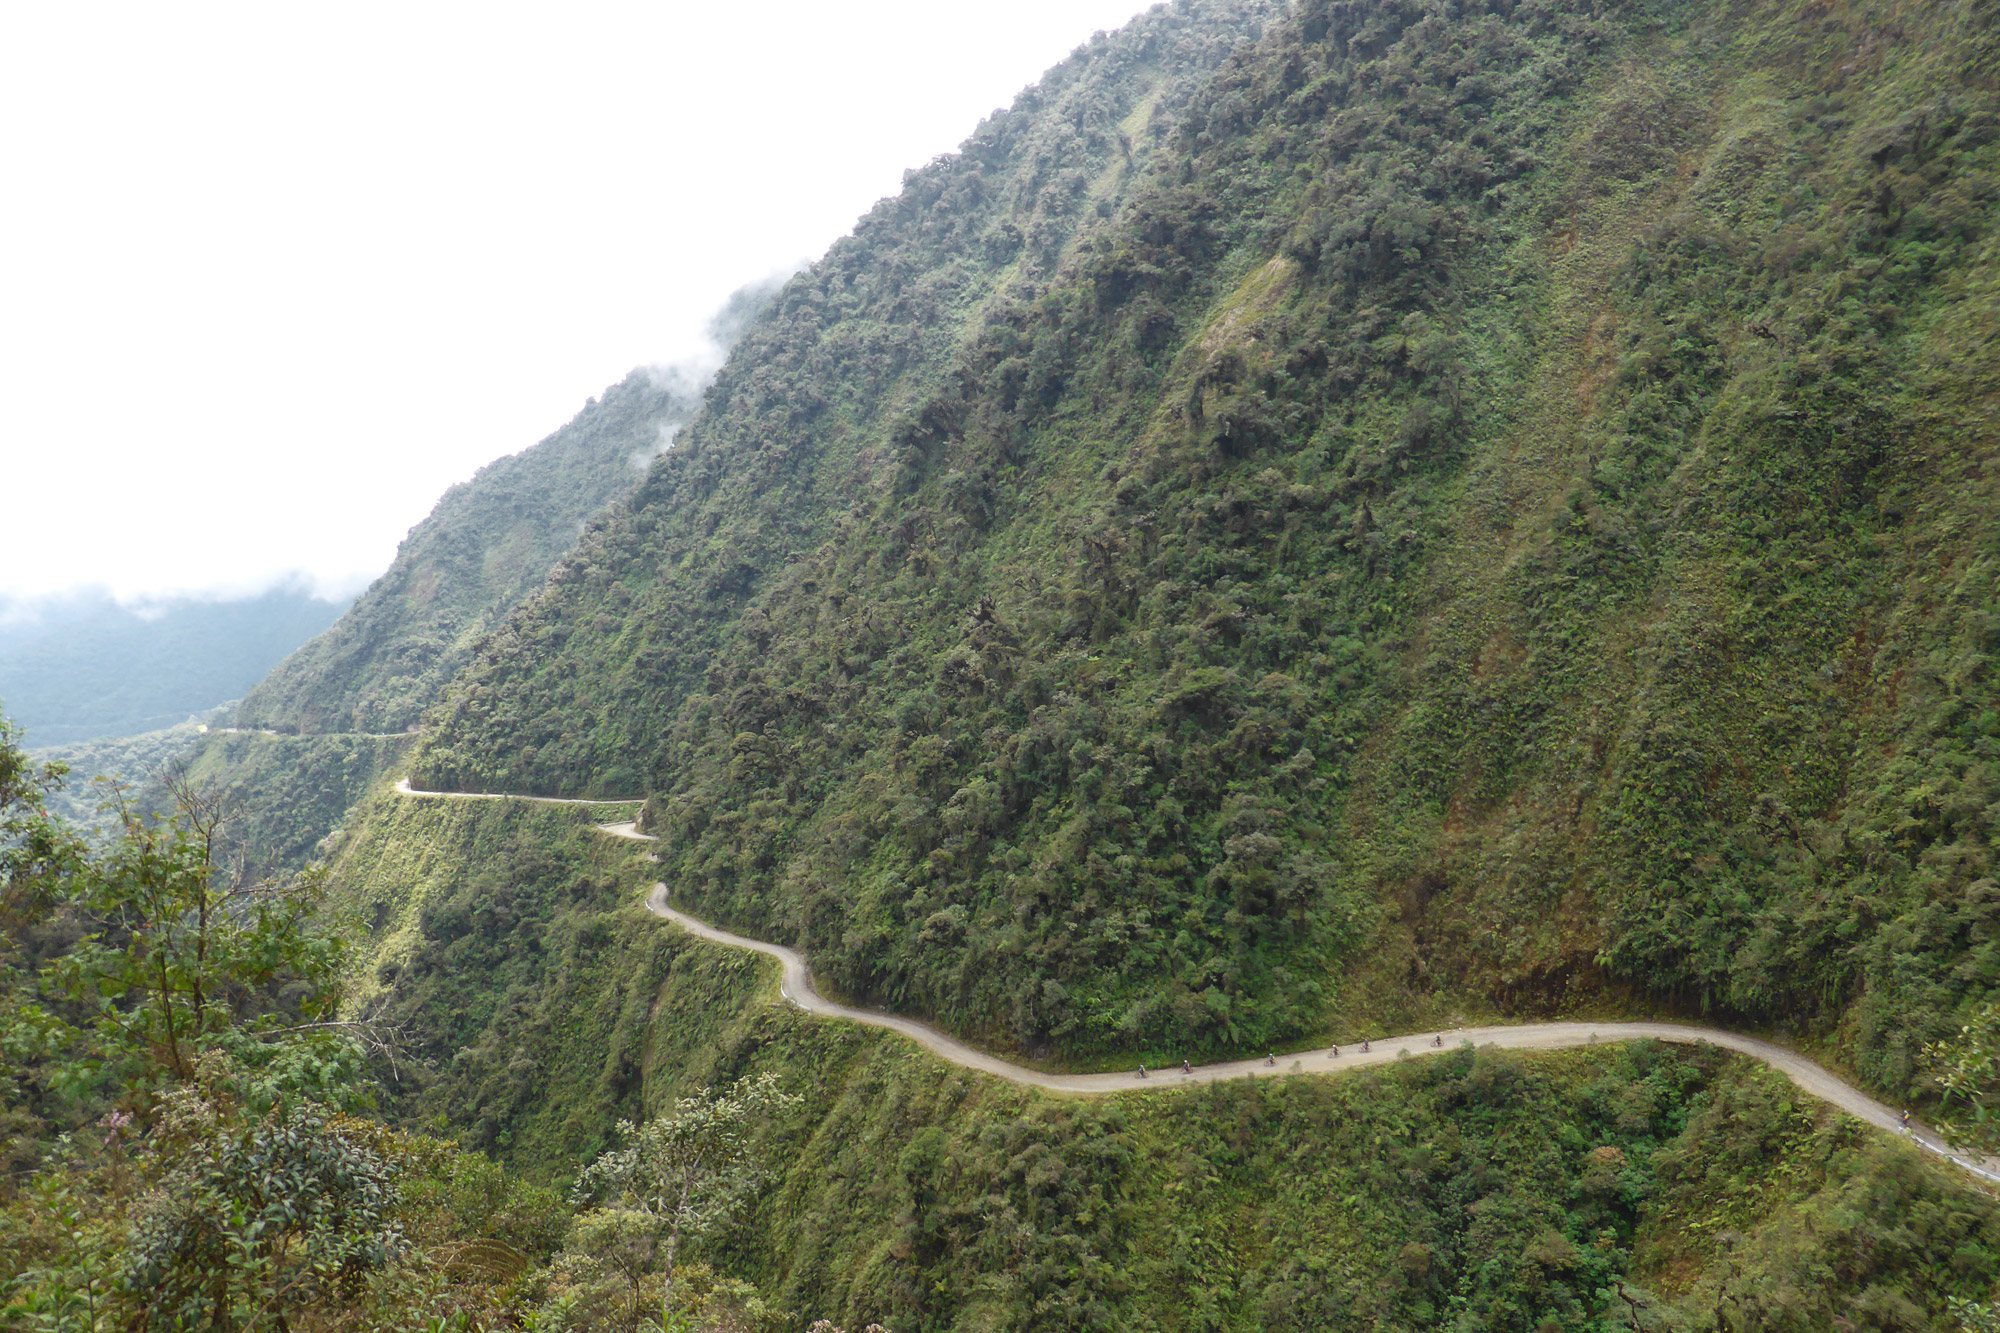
[[234, 370, 696, 735], [410, 0, 2000, 1094], [181, 729, 418, 871], [29, 716, 215, 836], [325, 787, 2000, 1329], [28, 718, 410, 867], [411, 0, 1288, 798]]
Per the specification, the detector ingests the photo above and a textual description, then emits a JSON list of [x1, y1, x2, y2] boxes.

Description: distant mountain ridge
[[25, 366, 671, 863], [233, 370, 694, 735], [0, 589, 347, 746], [236, 274, 794, 738]]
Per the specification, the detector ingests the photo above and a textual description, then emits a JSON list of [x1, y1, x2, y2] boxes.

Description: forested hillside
[[12, 698, 2000, 1332], [413, 0, 2000, 1097], [414, 0, 1289, 797], [179, 729, 417, 872], [29, 717, 213, 835], [315, 785, 2000, 1330], [234, 371, 696, 735], [14, 0, 2000, 1327]]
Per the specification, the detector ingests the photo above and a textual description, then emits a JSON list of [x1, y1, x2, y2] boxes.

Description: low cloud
[[0, 572, 356, 632], [0, 575, 356, 647], [642, 263, 809, 390], [9, 266, 815, 612], [631, 263, 809, 473], [630, 418, 689, 472]]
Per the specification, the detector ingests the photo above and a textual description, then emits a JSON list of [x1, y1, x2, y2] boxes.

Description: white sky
[[0, 0, 1163, 606]]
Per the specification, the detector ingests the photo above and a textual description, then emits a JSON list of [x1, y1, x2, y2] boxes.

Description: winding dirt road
[[395, 778, 643, 806], [398, 787, 2000, 1186], [212, 727, 417, 738]]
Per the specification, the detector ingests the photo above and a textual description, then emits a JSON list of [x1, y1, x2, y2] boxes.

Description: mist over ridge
[[231, 271, 798, 736]]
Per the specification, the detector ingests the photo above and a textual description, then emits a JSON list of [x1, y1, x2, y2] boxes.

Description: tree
[[34, 769, 374, 1111], [1, 709, 393, 1329], [1953, 1296, 2000, 1333], [1924, 1001, 2000, 1156], [1925, 1009, 2000, 1333], [570, 1073, 799, 1329], [0, 713, 80, 915], [0, 712, 87, 1179], [120, 1078, 402, 1332]]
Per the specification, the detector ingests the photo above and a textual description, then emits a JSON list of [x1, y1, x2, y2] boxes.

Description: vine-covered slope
[[414, 0, 2000, 1094]]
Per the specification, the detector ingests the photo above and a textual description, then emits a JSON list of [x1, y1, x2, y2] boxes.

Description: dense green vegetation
[[234, 372, 698, 736], [0, 715, 596, 1331], [415, 0, 1290, 797], [413, 0, 2000, 1091], [30, 717, 213, 837], [0, 589, 346, 746], [24, 720, 411, 876], [16, 0, 2000, 1324], [317, 785, 2000, 1331], [173, 729, 417, 873], [324, 790, 655, 1172]]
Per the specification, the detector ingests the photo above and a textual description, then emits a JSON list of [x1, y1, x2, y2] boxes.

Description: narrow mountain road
[[209, 727, 418, 738], [395, 778, 643, 806], [401, 786, 2000, 1187]]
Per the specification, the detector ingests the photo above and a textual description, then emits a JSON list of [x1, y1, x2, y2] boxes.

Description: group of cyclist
[[1136, 1032, 1451, 1078]]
